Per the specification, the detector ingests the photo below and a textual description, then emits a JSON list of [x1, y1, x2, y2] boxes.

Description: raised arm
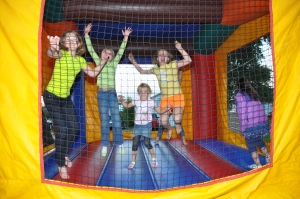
[[118, 95, 134, 108], [128, 53, 153, 74], [175, 41, 192, 68], [84, 23, 101, 65], [47, 36, 62, 58], [82, 50, 108, 77], [113, 27, 133, 64]]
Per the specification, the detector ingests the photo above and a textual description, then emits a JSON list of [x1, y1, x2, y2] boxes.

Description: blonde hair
[[137, 83, 152, 94], [152, 49, 174, 67], [104, 48, 115, 59], [59, 30, 85, 56]]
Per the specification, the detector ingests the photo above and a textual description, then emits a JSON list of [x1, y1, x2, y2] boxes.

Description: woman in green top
[[84, 24, 132, 156], [44, 30, 109, 179]]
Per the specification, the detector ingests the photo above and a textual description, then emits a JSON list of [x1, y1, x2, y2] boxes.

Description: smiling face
[[103, 48, 114, 61], [156, 50, 170, 66], [138, 87, 151, 101], [64, 32, 79, 51]]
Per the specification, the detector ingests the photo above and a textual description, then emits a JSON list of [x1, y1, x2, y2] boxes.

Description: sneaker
[[265, 154, 270, 164], [248, 164, 262, 169], [128, 162, 135, 170], [152, 160, 158, 168], [119, 144, 125, 155], [102, 146, 107, 157]]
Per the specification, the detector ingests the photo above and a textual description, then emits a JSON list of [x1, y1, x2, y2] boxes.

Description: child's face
[[105, 49, 114, 61], [138, 87, 149, 100], [156, 50, 169, 65], [64, 33, 79, 51]]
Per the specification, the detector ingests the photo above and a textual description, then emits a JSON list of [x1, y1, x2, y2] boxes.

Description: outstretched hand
[[175, 40, 182, 49], [128, 53, 135, 62], [166, 104, 172, 110], [84, 23, 92, 36], [118, 95, 124, 102], [122, 27, 133, 38], [47, 36, 60, 51]]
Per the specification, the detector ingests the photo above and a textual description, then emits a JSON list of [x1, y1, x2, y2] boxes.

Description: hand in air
[[84, 23, 92, 35], [175, 40, 182, 49], [47, 36, 60, 51], [166, 104, 172, 110], [118, 95, 124, 102], [128, 53, 135, 62], [122, 27, 133, 37]]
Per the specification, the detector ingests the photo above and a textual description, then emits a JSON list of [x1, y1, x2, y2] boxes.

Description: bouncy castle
[[1, 0, 300, 198]]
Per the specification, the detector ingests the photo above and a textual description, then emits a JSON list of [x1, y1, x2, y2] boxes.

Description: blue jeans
[[97, 89, 123, 146]]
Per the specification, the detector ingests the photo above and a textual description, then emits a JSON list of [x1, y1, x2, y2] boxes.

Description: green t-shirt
[[46, 50, 87, 98], [152, 61, 182, 97], [85, 35, 127, 88]]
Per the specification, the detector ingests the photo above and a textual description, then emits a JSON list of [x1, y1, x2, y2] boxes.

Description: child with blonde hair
[[118, 83, 171, 169], [45, 30, 109, 179], [128, 41, 192, 145]]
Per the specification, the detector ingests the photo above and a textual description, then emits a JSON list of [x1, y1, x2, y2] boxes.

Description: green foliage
[[120, 97, 135, 128], [227, 35, 274, 110]]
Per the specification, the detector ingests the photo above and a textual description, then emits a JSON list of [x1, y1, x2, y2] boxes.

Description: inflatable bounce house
[[1, 0, 300, 198]]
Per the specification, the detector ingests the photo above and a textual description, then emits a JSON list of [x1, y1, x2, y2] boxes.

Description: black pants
[[132, 135, 153, 151], [43, 90, 79, 167]]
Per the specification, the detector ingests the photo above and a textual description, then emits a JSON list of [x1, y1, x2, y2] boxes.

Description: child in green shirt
[[84, 24, 132, 156]]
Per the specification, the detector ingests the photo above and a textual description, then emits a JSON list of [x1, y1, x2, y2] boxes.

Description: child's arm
[[84, 23, 101, 65], [82, 50, 109, 77], [113, 27, 133, 65], [47, 36, 62, 58], [118, 95, 134, 108], [128, 53, 153, 74], [154, 104, 172, 114], [175, 41, 192, 68]]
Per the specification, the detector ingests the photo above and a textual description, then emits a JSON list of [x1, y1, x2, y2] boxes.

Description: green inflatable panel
[[44, 0, 64, 22], [194, 24, 238, 55]]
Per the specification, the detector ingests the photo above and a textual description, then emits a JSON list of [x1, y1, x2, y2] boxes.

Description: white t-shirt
[[132, 98, 156, 125]]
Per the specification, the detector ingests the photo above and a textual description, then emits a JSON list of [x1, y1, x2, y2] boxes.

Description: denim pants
[[43, 90, 79, 167], [97, 89, 123, 146]]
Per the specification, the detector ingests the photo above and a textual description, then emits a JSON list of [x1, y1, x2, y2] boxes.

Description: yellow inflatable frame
[[1, 0, 300, 198]]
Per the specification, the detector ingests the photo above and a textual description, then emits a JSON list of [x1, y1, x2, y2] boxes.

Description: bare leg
[[181, 136, 188, 146], [251, 151, 262, 166], [149, 148, 158, 168], [172, 107, 188, 145], [155, 137, 160, 144], [149, 148, 155, 159], [261, 147, 270, 163], [65, 156, 72, 168], [155, 123, 164, 144], [132, 151, 137, 162], [160, 112, 172, 139]]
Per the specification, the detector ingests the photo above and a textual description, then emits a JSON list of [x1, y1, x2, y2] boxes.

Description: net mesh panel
[[41, 0, 273, 191]]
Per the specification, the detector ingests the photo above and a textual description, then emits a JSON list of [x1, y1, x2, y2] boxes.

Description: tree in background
[[227, 35, 273, 110], [119, 97, 135, 128]]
